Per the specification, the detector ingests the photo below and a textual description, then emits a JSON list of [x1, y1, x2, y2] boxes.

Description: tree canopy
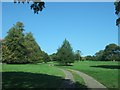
[[2, 22, 50, 64], [74, 50, 82, 61], [2, 22, 28, 63], [56, 39, 75, 65], [114, 0, 120, 26], [14, 0, 45, 14], [85, 43, 120, 61]]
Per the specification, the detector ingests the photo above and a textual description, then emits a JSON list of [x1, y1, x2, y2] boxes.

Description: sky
[[2, 2, 118, 56]]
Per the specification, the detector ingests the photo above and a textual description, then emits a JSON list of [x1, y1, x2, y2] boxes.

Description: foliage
[[2, 22, 49, 64], [102, 43, 120, 61], [24, 32, 43, 63], [2, 22, 28, 64], [56, 39, 75, 65], [50, 53, 58, 61], [85, 44, 120, 61], [41, 51, 51, 63], [114, 1, 120, 26], [114, 1, 120, 15], [74, 50, 82, 61], [14, 0, 45, 14], [95, 50, 104, 61], [116, 18, 120, 26], [84, 55, 95, 61]]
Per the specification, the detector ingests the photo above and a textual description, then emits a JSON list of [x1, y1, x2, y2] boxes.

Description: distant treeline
[[0, 22, 120, 65], [83, 43, 120, 61], [50, 43, 120, 62]]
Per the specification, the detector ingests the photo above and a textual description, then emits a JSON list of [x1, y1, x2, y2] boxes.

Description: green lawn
[[1, 63, 65, 88], [1, 61, 119, 89], [61, 61, 119, 88]]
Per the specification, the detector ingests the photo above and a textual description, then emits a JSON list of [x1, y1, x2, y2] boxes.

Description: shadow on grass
[[55, 64, 73, 66], [91, 65, 120, 69], [2, 72, 87, 89], [54, 63, 73, 66]]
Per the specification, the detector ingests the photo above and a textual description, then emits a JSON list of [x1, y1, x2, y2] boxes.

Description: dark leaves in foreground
[[14, 0, 45, 14]]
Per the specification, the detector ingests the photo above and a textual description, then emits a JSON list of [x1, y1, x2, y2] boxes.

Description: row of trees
[[84, 44, 120, 61], [1, 22, 119, 64], [1, 22, 81, 65], [1, 22, 50, 64]]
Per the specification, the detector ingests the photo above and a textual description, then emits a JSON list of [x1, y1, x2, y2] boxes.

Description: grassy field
[[61, 61, 119, 88], [1, 62, 88, 89], [1, 61, 119, 89], [1, 63, 65, 88]]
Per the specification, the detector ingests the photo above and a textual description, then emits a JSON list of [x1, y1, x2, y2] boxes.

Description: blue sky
[[2, 2, 118, 56]]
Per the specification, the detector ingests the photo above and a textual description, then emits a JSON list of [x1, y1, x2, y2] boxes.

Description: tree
[[102, 44, 120, 61], [74, 50, 82, 61], [56, 39, 74, 65], [2, 22, 28, 64], [95, 50, 104, 61], [2, 22, 52, 64], [50, 53, 58, 61], [114, 1, 120, 26], [114, 1, 120, 46], [24, 32, 43, 63], [85, 55, 95, 61], [14, 0, 45, 14], [41, 51, 50, 63]]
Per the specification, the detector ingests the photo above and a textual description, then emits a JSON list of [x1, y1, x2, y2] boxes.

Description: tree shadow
[[2, 72, 87, 89], [91, 65, 120, 69], [55, 64, 73, 66]]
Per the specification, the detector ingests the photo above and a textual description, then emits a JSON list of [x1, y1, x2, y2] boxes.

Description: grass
[[1, 62, 87, 89], [2, 63, 65, 77], [1, 61, 119, 89], [61, 61, 119, 88], [1, 63, 65, 88]]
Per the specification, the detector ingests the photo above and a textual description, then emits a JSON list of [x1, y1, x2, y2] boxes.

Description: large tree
[[56, 39, 74, 65], [2, 22, 28, 64], [24, 32, 43, 63], [2, 22, 50, 64], [95, 50, 104, 61], [102, 44, 120, 61]]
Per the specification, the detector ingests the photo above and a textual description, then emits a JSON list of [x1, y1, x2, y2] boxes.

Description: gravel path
[[59, 68, 75, 88], [69, 69, 108, 89]]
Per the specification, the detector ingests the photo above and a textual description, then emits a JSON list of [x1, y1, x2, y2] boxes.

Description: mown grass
[[2, 63, 65, 77], [1, 63, 65, 88], [1, 61, 119, 89], [62, 61, 119, 88]]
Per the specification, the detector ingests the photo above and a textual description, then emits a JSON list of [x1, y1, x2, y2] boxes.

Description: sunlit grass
[[62, 61, 119, 88]]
